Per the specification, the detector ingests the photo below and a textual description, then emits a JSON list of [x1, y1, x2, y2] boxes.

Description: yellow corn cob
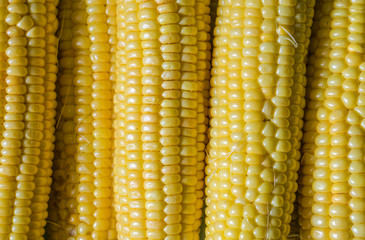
[[0, 0, 58, 238], [114, 0, 210, 239], [300, 0, 365, 239], [206, 0, 314, 239], [47, 0, 77, 237], [50, 0, 117, 238], [330, 1, 365, 238], [1, 0, 48, 238], [27, 0, 59, 238], [299, 0, 333, 239]]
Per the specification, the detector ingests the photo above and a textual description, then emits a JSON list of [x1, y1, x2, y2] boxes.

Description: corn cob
[[114, 0, 210, 238], [206, 0, 314, 239], [327, 2, 365, 238], [0, 0, 59, 238], [299, 0, 333, 239], [2, 0, 47, 238], [47, 0, 77, 237], [300, 0, 365, 239]]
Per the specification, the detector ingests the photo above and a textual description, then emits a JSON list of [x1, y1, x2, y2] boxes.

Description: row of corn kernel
[[158, 0, 182, 238], [85, 0, 114, 238], [298, 0, 333, 238], [28, 0, 59, 238], [1, 0, 29, 237], [47, 0, 76, 237], [0, 1, 6, 204], [0, 0, 7, 237], [182, 0, 203, 237], [72, 0, 94, 238], [114, 0, 127, 238], [106, 0, 117, 238], [288, 0, 315, 235], [125, 0, 146, 238], [195, 0, 211, 236], [179, 0, 198, 237], [347, 2, 365, 239], [61, 0, 79, 235], [0, 0, 9, 238], [204, 0, 231, 236], [285, 0, 315, 237], [142, 0, 165, 239], [275, 0, 298, 236], [341, 1, 365, 238]]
